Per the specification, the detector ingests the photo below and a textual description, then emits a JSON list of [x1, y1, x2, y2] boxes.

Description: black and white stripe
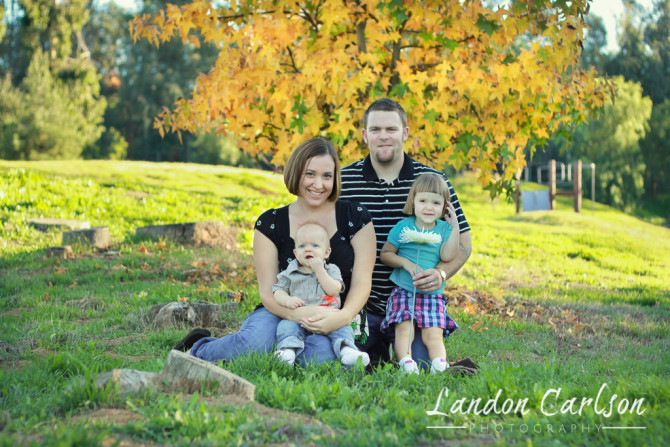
[[340, 154, 470, 316]]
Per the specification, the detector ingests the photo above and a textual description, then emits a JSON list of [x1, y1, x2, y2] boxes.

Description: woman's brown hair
[[284, 137, 341, 201]]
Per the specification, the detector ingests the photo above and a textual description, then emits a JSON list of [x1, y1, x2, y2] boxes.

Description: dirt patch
[[2, 307, 33, 318], [445, 286, 597, 335], [0, 358, 27, 371], [489, 349, 544, 364], [31, 347, 55, 358], [70, 408, 144, 426], [66, 298, 104, 310], [191, 394, 338, 441], [104, 335, 145, 348], [105, 352, 150, 363]]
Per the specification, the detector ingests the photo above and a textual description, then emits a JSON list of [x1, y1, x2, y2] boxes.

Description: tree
[[0, 0, 106, 160], [571, 77, 652, 211], [643, 0, 670, 105], [130, 0, 610, 194], [640, 100, 670, 198], [0, 50, 105, 160], [581, 13, 608, 72]]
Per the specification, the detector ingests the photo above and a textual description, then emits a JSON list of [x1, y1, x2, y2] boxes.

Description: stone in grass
[[46, 245, 74, 259], [63, 226, 111, 249], [148, 301, 224, 330], [160, 350, 255, 400], [93, 351, 255, 400], [28, 218, 90, 232], [95, 369, 160, 396], [135, 221, 238, 249]]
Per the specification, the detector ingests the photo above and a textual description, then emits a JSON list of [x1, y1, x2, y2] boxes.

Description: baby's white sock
[[275, 348, 296, 366], [430, 357, 449, 374], [340, 346, 370, 367]]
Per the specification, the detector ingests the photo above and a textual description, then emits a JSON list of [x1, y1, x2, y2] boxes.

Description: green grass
[[1, 160, 668, 446]]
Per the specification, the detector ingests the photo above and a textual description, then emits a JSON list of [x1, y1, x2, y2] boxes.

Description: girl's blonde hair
[[402, 173, 450, 215]]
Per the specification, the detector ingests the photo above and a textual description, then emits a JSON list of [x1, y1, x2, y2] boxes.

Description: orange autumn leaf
[[136, 245, 149, 254]]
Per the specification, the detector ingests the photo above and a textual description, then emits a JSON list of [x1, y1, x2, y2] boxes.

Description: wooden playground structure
[[515, 160, 596, 213]]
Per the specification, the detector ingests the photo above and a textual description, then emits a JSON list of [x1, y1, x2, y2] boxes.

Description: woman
[[176, 137, 376, 366]]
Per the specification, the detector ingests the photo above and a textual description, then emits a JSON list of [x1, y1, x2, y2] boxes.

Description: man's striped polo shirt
[[340, 153, 470, 316]]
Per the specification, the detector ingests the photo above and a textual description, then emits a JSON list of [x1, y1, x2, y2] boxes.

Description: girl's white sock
[[430, 357, 449, 374]]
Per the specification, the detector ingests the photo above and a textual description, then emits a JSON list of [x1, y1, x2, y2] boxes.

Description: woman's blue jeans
[[190, 307, 337, 366], [190, 307, 434, 369]]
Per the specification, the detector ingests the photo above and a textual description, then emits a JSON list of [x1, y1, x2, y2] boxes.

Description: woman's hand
[[299, 307, 344, 335]]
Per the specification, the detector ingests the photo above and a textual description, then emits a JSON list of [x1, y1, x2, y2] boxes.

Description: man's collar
[[362, 153, 414, 182]]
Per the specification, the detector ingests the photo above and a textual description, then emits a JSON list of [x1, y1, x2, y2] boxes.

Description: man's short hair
[[284, 137, 341, 201], [362, 98, 408, 129]]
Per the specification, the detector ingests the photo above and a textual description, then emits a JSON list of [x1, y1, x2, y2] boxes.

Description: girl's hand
[[403, 259, 421, 276], [444, 201, 459, 228]]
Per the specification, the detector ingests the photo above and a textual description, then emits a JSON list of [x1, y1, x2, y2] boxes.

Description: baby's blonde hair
[[402, 173, 450, 215]]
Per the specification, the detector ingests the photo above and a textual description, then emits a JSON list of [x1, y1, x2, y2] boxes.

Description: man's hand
[[413, 268, 443, 293]]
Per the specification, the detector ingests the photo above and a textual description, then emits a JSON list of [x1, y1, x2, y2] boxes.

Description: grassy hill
[[1, 160, 668, 446]]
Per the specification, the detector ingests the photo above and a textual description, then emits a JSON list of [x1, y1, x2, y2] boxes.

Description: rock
[[63, 227, 111, 249], [92, 351, 255, 400], [28, 218, 90, 232], [95, 369, 160, 396], [135, 221, 238, 249], [148, 301, 224, 329], [46, 246, 74, 259], [159, 350, 255, 400]]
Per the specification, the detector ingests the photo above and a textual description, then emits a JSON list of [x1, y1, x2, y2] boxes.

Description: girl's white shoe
[[399, 357, 420, 374], [430, 358, 450, 374]]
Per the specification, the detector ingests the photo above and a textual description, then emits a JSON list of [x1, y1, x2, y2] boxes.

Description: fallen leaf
[[178, 296, 190, 302], [136, 245, 149, 254], [68, 281, 77, 289], [55, 267, 68, 274]]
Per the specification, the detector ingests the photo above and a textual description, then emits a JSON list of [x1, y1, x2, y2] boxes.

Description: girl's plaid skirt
[[380, 286, 458, 336]]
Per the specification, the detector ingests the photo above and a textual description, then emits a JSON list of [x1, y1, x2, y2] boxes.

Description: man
[[339, 98, 472, 368]]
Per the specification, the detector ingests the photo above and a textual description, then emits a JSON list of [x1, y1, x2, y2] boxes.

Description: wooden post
[[515, 171, 521, 214], [549, 160, 556, 210], [573, 160, 582, 213]]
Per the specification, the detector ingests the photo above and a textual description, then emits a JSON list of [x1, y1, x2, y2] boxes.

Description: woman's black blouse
[[254, 200, 372, 305]]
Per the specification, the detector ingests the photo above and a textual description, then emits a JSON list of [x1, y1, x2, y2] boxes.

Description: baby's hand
[[307, 256, 326, 272], [285, 296, 305, 309]]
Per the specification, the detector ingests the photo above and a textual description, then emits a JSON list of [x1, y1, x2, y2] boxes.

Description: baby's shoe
[[398, 357, 420, 375], [275, 349, 296, 366], [340, 346, 370, 367], [430, 358, 450, 374]]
